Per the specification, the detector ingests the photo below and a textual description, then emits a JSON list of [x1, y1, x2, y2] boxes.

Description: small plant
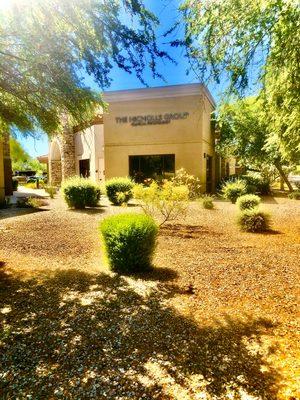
[[100, 213, 158, 274], [26, 197, 47, 209], [45, 186, 57, 199], [236, 194, 261, 210], [16, 197, 47, 209], [133, 180, 189, 226], [288, 190, 300, 200], [172, 168, 201, 199], [237, 208, 270, 232], [62, 176, 101, 209], [201, 195, 214, 209], [221, 179, 247, 203], [105, 177, 134, 206]]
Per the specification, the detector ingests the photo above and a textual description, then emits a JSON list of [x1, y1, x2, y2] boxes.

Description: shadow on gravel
[[68, 207, 107, 215], [0, 268, 281, 399], [0, 208, 48, 220]]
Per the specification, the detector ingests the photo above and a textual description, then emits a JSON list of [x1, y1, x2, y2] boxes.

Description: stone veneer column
[[60, 119, 76, 181], [3, 132, 13, 195]]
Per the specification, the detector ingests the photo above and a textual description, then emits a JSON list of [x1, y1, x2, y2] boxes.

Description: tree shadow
[[0, 268, 282, 399], [0, 207, 49, 220]]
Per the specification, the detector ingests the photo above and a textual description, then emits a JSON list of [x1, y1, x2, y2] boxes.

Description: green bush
[[288, 190, 300, 200], [237, 208, 270, 232], [236, 194, 261, 210], [62, 177, 101, 209], [201, 195, 214, 209], [105, 177, 134, 205], [100, 213, 158, 274], [12, 178, 18, 191], [16, 197, 47, 209], [221, 179, 247, 203], [241, 174, 270, 195]]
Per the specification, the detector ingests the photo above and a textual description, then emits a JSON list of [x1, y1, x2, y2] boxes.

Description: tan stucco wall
[[0, 141, 5, 201], [74, 124, 104, 181], [103, 86, 215, 188]]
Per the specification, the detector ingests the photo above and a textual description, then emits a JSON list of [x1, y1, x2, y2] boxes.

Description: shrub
[[240, 174, 270, 195], [221, 179, 247, 203], [236, 194, 261, 210], [62, 177, 101, 209], [201, 195, 214, 209], [105, 177, 134, 205], [133, 180, 189, 226], [237, 208, 270, 232], [100, 213, 158, 274], [172, 168, 201, 199], [12, 178, 18, 191], [288, 190, 300, 200], [45, 186, 57, 199], [16, 197, 47, 209]]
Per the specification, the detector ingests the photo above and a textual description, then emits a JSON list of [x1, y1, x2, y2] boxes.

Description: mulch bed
[[0, 196, 299, 399]]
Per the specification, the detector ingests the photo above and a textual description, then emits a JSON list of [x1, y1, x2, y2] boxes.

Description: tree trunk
[[274, 160, 293, 192]]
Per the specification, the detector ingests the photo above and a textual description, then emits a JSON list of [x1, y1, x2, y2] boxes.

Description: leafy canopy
[[179, 0, 300, 162], [0, 0, 170, 136]]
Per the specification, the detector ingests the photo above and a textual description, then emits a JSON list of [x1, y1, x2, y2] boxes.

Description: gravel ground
[[0, 194, 299, 400]]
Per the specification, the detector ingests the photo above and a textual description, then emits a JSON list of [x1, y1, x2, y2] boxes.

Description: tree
[[216, 97, 294, 191], [0, 0, 170, 136], [178, 0, 300, 163], [10, 137, 46, 173]]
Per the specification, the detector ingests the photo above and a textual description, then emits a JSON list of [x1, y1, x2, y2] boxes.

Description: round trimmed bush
[[237, 208, 270, 232], [236, 194, 261, 210], [221, 179, 247, 203], [201, 195, 214, 209], [105, 177, 134, 205], [100, 213, 158, 274], [62, 177, 101, 209]]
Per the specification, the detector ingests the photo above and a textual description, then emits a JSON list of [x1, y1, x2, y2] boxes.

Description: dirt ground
[[0, 194, 299, 400]]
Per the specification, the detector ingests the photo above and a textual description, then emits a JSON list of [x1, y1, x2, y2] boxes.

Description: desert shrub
[[16, 197, 47, 209], [288, 190, 300, 200], [100, 213, 158, 274], [201, 195, 214, 209], [236, 194, 261, 210], [105, 177, 134, 205], [241, 174, 270, 195], [221, 179, 247, 203], [237, 209, 270, 232], [12, 178, 18, 191], [45, 186, 57, 199], [133, 180, 189, 226], [172, 168, 201, 199], [62, 177, 101, 209]]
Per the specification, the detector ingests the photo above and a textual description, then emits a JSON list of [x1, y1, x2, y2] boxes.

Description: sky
[[17, 0, 224, 158]]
